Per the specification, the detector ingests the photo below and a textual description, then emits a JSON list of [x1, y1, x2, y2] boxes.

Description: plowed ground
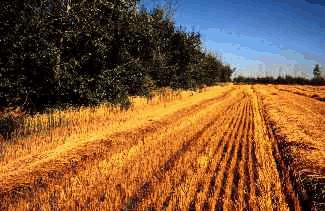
[[1, 85, 323, 210]]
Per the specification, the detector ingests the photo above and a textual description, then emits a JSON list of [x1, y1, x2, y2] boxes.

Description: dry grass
[[0, 87, 196, 164], [1, 84, 323, 210], [255, 84, 325, 210], [274, 84, 325, 101]]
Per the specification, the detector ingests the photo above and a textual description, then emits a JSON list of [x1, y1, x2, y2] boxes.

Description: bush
[[0, 110, 25, 140]]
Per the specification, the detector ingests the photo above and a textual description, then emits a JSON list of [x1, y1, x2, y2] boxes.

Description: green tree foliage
[[0, 0, 233, 112]]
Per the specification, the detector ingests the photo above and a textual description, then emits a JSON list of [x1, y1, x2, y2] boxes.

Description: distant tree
[[313, 64, 321, 80], [233, 74, 324, 85]]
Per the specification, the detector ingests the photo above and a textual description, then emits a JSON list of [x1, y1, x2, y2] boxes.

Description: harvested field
[[255, 85, 325, 210], [0, 85, 324, 210], [274, 85, 325, 101]]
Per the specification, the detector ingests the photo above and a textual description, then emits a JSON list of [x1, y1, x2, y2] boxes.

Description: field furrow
[[206, 97, 248, 210], [137, 98, 240, 209], [247, 107, 258, 210], [2, 84, 323, 210], [217, 100, 249, 211], [0, 87, 238, 203]]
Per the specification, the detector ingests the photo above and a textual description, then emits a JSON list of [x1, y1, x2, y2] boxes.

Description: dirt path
[[0, 85, 303, 210]]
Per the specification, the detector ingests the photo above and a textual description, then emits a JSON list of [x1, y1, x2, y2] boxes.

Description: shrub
[[0, 109, 25, 141]]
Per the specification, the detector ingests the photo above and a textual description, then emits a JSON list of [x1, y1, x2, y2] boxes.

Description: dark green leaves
[[0, 0, 233, 112]]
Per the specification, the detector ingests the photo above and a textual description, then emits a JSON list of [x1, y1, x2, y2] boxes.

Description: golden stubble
[[2, 84, 323, 210]]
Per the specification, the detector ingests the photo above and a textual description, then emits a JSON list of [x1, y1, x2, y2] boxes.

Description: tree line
[[233, 64, 325, 85], [0, 0, 234, 112]]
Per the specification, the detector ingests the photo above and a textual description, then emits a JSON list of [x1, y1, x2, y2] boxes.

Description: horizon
[[141, 0, 325, 78]]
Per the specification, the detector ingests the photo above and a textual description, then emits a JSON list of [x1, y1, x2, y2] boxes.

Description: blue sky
[[141, 0, 325, 77]]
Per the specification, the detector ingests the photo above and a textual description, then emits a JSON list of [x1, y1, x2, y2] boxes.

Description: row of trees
[[0, 0, 234, 112], [234, 64, 325, 85]]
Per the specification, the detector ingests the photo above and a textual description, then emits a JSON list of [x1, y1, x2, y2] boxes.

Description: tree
[[220, 65, 235, 82], [0, 0, 234, 113], [313, 64, 321, 80]]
